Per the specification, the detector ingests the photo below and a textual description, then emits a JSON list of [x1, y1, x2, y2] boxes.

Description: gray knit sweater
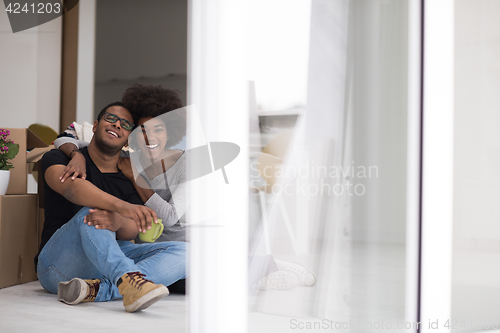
[[131, 151, 187, 242]]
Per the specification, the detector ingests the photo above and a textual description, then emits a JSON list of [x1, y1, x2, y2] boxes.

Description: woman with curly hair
[[119, 84, 187, 242]]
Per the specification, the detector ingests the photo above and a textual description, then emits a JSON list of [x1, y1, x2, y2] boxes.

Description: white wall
[[76, 0, 96, 125], [0, 7, 62, 194], [0, 8, 62, 131], [451, 0, 500, 326], [453, 0, 500, 285]]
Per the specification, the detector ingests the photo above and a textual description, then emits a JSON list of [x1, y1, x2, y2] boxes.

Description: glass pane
[[452, 1, 500, 331], [247, 1, 411, 331]]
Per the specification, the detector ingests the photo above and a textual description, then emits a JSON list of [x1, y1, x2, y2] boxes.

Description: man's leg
[[118, 240, 187, 287], [76, 240, 188, 300], [37, 207, 138, 301]]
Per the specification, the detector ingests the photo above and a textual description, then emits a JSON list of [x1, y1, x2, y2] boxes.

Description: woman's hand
[[60, 151, 86, 182], [119, 202, 159, 233], [84, 209, 123, 232], [118, 157, 134, 181]]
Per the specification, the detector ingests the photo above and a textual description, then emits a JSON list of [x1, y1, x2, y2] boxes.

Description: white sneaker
[[274, 259, 316, 287], [256, 270, 300, 291]]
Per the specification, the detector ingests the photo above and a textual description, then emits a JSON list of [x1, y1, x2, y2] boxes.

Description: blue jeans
[[37, 207, 187, 302]]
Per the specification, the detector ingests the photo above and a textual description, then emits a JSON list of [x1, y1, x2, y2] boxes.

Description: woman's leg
[[168, 279, 186, 294]]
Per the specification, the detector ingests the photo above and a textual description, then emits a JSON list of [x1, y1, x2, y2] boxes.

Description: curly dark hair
[[122, 84, 186, 147]]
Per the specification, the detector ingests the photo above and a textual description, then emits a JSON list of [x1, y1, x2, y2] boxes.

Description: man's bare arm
[[45, 164, 158, 234]]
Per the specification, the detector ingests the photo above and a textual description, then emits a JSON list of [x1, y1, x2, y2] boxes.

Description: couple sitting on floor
[[36, 85, 187, 313]]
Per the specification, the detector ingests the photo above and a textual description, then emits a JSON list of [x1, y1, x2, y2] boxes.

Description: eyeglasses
[[100, 112, 134, 131]]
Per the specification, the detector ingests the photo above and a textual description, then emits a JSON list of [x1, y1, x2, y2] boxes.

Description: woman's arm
[[144, 159, 187, 228], [144, 185, 186, 228], [54, 137, 90, 182], [53, 136, 89, 150], [119, 156, 186, 227]]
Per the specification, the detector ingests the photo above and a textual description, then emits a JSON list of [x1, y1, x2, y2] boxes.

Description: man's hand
[[119, 202, 158, 233], [84, 209, 123, 232], [60, 151, 87, 182]]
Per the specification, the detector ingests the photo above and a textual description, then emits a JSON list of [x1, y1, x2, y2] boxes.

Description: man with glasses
[[36, 102, 187, 313]]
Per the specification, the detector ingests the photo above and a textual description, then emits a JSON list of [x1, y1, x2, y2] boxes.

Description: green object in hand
[[138, 219, 164, 242]]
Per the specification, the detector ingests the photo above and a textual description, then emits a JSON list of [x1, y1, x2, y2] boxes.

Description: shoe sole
[[257, 270, 300, 291], [58, 278, 87, 305], [275, 260, 317, 287], [258, 282, 299, 291], [125, 286, 170, 313]]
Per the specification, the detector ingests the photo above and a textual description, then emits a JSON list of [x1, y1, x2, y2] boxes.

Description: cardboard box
[[5, 128, 48, 195], [0, 194, 38, 289]]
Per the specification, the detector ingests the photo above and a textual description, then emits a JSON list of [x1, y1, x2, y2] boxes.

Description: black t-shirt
[[37, 147, 142, 259]]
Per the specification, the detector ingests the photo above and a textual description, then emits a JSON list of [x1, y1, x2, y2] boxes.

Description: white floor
[[0, 281, 304, 333], [0, 242, 408, 333], [248, 242, 407, 333], [0, 281, 188, 333]]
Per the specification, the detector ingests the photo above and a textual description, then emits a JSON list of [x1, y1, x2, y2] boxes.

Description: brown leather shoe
[[117, 272, 169, 312], [58, 278, 100, 305]]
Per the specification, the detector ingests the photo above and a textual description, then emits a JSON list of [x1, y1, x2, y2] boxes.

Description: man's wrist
[[112, 200, 128, 214]]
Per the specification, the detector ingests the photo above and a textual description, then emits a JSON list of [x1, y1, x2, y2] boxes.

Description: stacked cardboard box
[[0, 129, 49, 289], [0, 195, 38, 288]]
